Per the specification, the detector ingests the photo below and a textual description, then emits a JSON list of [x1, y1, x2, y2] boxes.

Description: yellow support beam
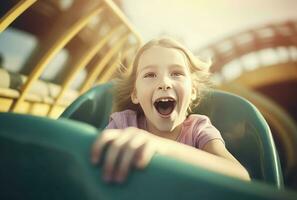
[[97, 56, 121, 84], [0, 0, 37, 33], [47, 25, 124, 116], [80, 32, 130, 93], [103, 0, 143, 46], [10, 5, 104, 112]]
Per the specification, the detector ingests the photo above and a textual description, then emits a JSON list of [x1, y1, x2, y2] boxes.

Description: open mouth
[[153, 97, 176, 116]]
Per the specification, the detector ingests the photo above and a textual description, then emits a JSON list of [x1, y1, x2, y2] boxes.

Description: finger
[[103, 132, 133, 182], [91, 130, 118, 164], [114, 146, 136, 183], [134, 142, 156, 169], [115, 136, 146, 183]]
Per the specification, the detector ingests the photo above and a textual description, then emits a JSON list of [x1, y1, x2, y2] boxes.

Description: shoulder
[[183, 114, 224, 149], [107, 109, 139, 129], [183, 114, 218, 137], [183, 114, 211, 128], [110, 109, 137, 119]]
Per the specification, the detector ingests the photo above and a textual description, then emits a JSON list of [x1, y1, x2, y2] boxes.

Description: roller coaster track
[[196, 20, 297, 76]]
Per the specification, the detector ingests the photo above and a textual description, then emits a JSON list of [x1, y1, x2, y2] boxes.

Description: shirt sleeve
[[105, 118, 117, 129], [193, 115, 225, 149], [104, 110, 138, 129]]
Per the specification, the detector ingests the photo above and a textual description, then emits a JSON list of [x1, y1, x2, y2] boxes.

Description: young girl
[[91, 37, 251, 183]]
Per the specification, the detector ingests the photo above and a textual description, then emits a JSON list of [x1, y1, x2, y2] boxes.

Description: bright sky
[[122, 0, 297, 51]]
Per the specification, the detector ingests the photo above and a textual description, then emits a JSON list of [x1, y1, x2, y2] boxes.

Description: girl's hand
[[91, 127, 168, 183]]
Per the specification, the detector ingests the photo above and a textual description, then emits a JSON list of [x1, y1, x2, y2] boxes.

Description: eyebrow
[[169, 64, 185, 69], [138, 65, 156, 73], [139, 64, 185, 73]]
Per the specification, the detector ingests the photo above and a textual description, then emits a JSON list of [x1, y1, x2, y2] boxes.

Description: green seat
[[1, 113, 297, 200], [61, 82, 283, 187], [61, 82, 114, 129]]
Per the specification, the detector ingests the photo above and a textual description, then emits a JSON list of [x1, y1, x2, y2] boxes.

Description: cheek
[[177, 80, 193, 103], [181, 79, 192, 93], [135, 80, 153, 102]]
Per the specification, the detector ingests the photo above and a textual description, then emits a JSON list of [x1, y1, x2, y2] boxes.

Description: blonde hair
[[112, 37, 211, 114]]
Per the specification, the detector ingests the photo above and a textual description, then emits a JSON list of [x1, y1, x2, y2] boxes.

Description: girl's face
[[131, 46, 195, 133]]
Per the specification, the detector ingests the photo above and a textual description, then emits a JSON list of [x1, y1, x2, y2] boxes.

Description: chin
[[155, 124, 175, 132]]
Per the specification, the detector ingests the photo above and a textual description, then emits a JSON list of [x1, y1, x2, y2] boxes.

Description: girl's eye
[[171, 72, 184, 77], [144, 72, 156, 78]]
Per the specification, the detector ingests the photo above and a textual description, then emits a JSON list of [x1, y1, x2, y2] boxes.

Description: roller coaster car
[[0, 83, 296, 200]]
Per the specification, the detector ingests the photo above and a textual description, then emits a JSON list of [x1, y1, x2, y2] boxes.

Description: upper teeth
[[157, 98, 173, 102]]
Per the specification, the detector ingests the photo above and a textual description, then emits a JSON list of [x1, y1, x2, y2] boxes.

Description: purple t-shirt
[[106, 109, 224, 149]]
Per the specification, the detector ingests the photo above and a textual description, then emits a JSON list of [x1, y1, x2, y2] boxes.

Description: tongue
[[156, 101, 174, 115], [158, 106, 173, 115]]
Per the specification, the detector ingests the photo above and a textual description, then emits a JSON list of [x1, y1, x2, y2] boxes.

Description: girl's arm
[[159, 138, 251, 181]]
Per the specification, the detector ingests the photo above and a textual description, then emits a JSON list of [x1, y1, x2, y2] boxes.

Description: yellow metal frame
[[10, 5, 104, 112], [1, 0, 143, 118], [0, 0, 37, 33], [47, 25, 124, 116], [80, 32, 130, 93], [103, 0, 143, 46]]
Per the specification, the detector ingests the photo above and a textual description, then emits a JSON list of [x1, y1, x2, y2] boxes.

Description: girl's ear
[[191, 87, 197, 101], [131, 89, 139, 104]]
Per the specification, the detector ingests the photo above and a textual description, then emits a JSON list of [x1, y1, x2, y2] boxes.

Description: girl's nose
[[158, 84, 171, 91], [157, 77, 172, 91]]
